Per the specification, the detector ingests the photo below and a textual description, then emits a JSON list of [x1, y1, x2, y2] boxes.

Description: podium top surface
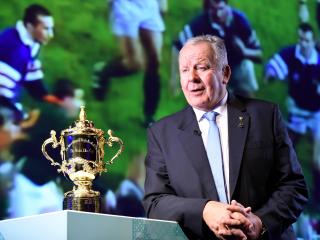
[[0, 210, 187, 240]]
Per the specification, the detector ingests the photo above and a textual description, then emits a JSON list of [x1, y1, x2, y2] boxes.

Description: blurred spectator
[[171, 0, 262, 97], [298, 0, 320, 51], [298, 0, 320, 25], [317, 0, 320, 29], [265, 23, 320, 213], [294, 213, 319, 239], [0, 116, 25, 152], [0, 115, 24, 219], [0, 4, 64, 124], [104, 153, 145, 217], [6, 79, 84, 218], [92, 0, 167, 127], [203, 0, 211, 10], [298, 0, 310, 23]]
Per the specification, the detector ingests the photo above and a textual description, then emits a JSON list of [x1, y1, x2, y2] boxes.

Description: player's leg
[[228, 59, 259, 97], [139, 29, 163, 126], [92, 0, 143, 100], [138, 0, 165, 126]]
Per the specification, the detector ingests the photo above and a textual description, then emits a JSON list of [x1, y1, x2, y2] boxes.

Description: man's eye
[[196, 66, 208, 71]]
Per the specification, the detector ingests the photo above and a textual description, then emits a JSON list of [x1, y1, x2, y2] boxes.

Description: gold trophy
[[41, 106, 124, 213]]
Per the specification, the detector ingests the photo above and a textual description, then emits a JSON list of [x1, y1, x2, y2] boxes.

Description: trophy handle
[[41, 130, 62, 168], [105, 129, 124, 165]]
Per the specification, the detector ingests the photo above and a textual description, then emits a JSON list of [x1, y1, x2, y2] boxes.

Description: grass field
[[0, 0, 317, 197]]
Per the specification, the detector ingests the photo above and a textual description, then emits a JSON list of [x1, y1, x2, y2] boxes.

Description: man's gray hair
[[183, 35, 228, 68]]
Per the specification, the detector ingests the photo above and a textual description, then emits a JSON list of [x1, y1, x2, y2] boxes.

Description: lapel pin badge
[[238, 116, 244, 128]]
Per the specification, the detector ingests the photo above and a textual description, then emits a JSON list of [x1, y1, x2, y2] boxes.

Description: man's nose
[[188, 69, 199, 81]]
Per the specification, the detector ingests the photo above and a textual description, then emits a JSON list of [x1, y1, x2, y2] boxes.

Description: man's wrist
[[253, 215, 267, 239], [260, 222, 268, 237]]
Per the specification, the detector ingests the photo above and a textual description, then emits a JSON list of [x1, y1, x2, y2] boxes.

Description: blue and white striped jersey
[[266, 45, 320, 112], [0, 21, 48, 120]]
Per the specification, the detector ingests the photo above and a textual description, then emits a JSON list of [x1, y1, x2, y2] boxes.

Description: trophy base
[[63, 195, 101, 213]]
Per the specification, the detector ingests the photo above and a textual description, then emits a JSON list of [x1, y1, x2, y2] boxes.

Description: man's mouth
[[191, 87, 205, 92]]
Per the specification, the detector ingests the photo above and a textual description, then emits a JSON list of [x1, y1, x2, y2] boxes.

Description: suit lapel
[[227, 95, 249, 198], [177, 107, 218, 199]]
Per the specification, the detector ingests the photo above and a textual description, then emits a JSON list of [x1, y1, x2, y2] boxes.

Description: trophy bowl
[[41, 106, 124, 213]]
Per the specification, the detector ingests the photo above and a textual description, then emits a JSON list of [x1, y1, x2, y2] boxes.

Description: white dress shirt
[[193, 93, 230, 201]]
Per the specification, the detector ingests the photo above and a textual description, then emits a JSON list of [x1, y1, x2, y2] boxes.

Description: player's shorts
[[110, 0, 165, 38], [288, 111, 320, 140]]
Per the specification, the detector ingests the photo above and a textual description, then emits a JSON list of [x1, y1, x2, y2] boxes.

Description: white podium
[[0, 210, 187, 240]]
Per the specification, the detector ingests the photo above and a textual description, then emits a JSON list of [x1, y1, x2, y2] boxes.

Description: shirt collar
[[16, 20, 36, 47], [16, 20, 41, 57], [225, 7, 233, 27], [295, 44, 318, 64], [193, 92, 228, 122]]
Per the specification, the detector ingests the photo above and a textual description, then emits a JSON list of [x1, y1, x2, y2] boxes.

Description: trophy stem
[[73, 180, 98, 196], [63, 179, 101, 213]]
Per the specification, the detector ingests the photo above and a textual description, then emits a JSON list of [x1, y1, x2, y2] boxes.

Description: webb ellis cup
[[41, 106, 124, 212]]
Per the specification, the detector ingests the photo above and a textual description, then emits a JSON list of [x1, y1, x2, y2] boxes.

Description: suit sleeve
[[143, 126, 210, 238], [254, 105, 308, 238]]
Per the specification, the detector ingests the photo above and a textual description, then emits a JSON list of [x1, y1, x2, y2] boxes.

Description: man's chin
[[189, 100, 209, 110], [38, 39, 50, 45]]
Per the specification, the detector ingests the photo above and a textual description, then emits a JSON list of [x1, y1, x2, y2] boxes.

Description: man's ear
[[222, 65, 231, 84], [25, 22, 34, 33]]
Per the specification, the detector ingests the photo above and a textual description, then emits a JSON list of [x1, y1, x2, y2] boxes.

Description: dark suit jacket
[[143, 95, 308, 239]]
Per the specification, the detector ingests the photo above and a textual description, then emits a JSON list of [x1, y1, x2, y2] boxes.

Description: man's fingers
[[231, 200, 241, 206], [227, 205, 248, 216], [229, 228, 248, 240], [218, 228, 247, 240], [230, 212, 252, 227], [230, 200, 252, 215], [230, 212, 253, 230], [221, 218, 242, 227], [244, 206, 251, 213], [212, 225, 230, 240]]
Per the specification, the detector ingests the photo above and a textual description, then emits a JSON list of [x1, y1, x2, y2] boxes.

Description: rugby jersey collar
[[16, 20, 40, 57], [295, 44, 318, 65], [16, 20, 37, 47]]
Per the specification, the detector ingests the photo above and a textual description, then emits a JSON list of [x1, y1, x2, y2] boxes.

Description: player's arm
[[233, 31, 262, 63], [264, 49, 289, 83], [24, 79, 62, 104], [158, 0, 168, 15]]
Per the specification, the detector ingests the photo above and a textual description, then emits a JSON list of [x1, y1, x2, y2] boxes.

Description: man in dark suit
[[143, 35, 308, 239]]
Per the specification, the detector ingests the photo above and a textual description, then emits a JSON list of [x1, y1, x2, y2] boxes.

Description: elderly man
[[144, 35, 308, 239]]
